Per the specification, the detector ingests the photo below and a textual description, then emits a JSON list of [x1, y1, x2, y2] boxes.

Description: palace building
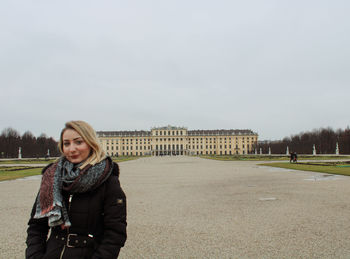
[[97, 126, 258, 156]]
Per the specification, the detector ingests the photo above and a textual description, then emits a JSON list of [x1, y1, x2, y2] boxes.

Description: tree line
[[0, 127, 60, 158], [1, 126, 349, 158], [256, 127, 350, 155]]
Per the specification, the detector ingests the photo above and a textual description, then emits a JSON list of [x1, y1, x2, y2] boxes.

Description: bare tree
[[258, 126, 350, 155], [21, 131, 36, 158], [0, 128, 21, 158], [0, 128, 60, 158]]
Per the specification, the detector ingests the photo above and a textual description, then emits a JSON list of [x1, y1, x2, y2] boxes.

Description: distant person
[[290, 152, 297, 163], [26, 120, 127, 259]]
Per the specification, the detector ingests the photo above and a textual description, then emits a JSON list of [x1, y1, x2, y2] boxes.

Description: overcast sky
[[1, 0, 349, 141]]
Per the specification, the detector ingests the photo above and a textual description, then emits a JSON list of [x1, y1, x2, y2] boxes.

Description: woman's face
[[62, 129, 91, 164]]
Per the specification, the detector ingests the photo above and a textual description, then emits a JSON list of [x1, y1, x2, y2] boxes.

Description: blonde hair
[[58, 120, 106, 168]]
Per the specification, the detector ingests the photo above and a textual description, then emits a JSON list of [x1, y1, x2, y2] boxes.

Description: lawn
[[0, 166, 44, 181], [0, 159, 57, 164], [112, 156, 144, 162], [0, 156, 142, 181], [260, 162, 350, 176], [200, 155, 350, 161]]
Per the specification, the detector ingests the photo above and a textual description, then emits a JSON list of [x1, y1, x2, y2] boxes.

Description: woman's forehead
[[62, 129, 82, 140]]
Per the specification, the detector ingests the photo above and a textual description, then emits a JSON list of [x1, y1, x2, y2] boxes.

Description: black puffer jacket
[[26, 162, 127, 259]]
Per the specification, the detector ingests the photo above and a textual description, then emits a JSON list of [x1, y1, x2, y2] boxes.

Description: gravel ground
[[1, 156, 350, 258]]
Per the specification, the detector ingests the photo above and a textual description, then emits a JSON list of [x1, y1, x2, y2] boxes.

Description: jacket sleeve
[[92, 171, 127, 259], [25, 196, 49, 259]]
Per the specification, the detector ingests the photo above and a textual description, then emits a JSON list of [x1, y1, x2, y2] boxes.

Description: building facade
[[97, 126, 258, 156]]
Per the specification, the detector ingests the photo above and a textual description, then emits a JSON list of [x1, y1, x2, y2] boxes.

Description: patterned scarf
[[34, 156, 113, 227]]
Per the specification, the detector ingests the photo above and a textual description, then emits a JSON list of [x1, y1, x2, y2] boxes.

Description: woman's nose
[[68, 144, 77, 152]]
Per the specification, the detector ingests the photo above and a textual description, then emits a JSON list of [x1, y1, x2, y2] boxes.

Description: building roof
[[151, 125, 187, 130], [187, 129, 257, 136], [97, 128, 257, 137], [97, 130, 151, 137]]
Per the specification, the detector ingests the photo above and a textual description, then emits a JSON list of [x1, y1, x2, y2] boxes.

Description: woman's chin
[[67, 157, 83, 164]]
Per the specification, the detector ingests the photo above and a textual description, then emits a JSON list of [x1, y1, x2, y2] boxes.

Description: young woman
[[26, 121, 127, 259]]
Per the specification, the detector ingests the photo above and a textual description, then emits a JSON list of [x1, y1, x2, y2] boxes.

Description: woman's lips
[[70, 155, 79, 159]]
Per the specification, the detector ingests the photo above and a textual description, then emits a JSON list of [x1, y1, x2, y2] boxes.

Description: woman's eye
[[63, 142, 70, 147], [76, 140, 83, 145]]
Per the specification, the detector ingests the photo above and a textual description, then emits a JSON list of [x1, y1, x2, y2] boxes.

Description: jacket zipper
[[59, 194, 73, 259], [59, 246, 66, 259]]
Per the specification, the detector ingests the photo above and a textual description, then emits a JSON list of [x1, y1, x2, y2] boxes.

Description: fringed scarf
[[33, 156, 113, 228]]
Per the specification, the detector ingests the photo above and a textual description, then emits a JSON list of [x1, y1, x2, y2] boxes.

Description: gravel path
[[1, 156, 350, 258]]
